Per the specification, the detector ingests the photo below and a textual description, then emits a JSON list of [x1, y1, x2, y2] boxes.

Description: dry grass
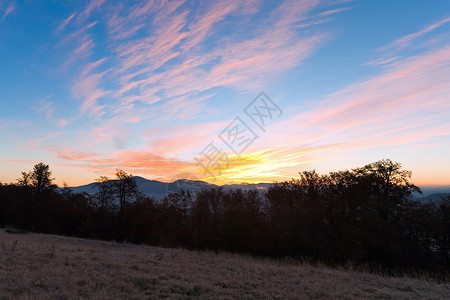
[[0, 229, 449, 299]]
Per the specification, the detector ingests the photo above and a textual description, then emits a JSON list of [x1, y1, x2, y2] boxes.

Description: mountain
[[413, 185, 450, 203], [70, 177, 450, 203], [417, 193, 450, 203], [415, 185, 450, 197], [69, 176, 273, 200]]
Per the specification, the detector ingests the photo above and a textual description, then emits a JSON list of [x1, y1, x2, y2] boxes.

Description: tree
[[355, 159, 420, 221], [93, 176, 114, 210], [160, 190, 194, 247], [60, 182, 72, 200], [29, 162, 55, 194], [15, 163, 55, 230], [114, 170, 137, 213], [17, 171, 31, 188], [435, 196, 450, 270]]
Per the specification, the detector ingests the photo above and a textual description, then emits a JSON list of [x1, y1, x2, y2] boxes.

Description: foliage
[[0, 160, 449, 278]]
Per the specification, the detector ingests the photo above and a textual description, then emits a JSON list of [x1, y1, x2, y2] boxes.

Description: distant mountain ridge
[[417, 193, 450, 203], [68, 176, 273, 200], [414, 185, 450, 203], [415, 185, 450, 197], [69, 177, 450, 202]]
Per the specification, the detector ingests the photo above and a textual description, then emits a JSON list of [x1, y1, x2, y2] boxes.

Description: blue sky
[[1, 0, 450, 186]]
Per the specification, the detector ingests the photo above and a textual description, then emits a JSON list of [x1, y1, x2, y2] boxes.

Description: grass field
[[0, 228, 449, 299]]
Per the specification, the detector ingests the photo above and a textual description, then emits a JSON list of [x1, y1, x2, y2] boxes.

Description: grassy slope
[[0, 229, 449, 299]]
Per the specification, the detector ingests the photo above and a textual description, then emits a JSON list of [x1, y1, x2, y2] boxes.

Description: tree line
[[0, 160, 448, 278]]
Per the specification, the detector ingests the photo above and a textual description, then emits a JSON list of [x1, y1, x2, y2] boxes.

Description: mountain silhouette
[[68, 176, 273, 200]]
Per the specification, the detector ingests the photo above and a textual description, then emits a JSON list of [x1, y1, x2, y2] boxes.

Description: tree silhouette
[[114, 170, 137, 213], [2, 160, 449, 277], [29, 162, 55, 194], [17, 171, 31, 188], [93, 176, 114, 210]]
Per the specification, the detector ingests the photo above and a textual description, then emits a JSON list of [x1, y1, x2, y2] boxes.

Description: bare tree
[[114, 170, 138, 213], [60, 181, 72, 200], [17, 171, 31, 188], [93, 176, 114, 210]]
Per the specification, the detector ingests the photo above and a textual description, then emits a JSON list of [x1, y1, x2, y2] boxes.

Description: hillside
[[1, 229, 449, 299]]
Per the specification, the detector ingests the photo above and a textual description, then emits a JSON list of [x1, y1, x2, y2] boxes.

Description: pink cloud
[[54, 0, 350, 123], [144, 120, 230, 156], [180, 1, 240, 52], [57, 12, 77, 32], [319, 7, 351, 17], [50, 149, 100, 161], [55, 21, 99, 72], [50, 148, 195, 181], [23, 131, 64, 150], [101, 0, 338, 117], [71, 59, 110, 116], [1, 2, 15, 22], [363, 56, 400, 66], [76, 0, 106, 23], [35, 97, 71, 127], [255, 43, 450, 172], [380, 16, 450, 53], [40, 0, 355, 184]]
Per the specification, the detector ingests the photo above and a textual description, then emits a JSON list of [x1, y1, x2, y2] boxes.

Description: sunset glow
[[1, 0, 450, 187]]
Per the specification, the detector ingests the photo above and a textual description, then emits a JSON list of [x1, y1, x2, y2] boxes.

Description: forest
[[0, 159, 449, 278]]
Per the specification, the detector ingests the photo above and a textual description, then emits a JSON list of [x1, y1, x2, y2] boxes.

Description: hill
[[68, 176, 450, 202], [418, 193, 450, 203], [1, 229, 449, 299], [68, 176, 272, 200], [415, 185, 450, 198]]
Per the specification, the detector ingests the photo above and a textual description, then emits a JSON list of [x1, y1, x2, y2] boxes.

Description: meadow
[[1, 228, 449, 299]]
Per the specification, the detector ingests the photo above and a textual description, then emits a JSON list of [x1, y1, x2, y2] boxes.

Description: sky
[[0, 0, 450, 187]]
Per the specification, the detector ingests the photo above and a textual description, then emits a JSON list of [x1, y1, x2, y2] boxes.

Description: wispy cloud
[[379, 16, 450, 53], [261, 42, 450, 176], [44, 0, 353, 180], [144, 120, 230, 156], [0, 118, 31, 132], [363, 56, 400, 66], [1, 1, 15, 22], [65, 0, 345, 120], [364, 16, 450, 69], [57, 12, 77, 32], [319, 7, 351, 17], [35, 96, 70, 127], [54, 16, 99, 73], [76, 0, 106, 24], [23, 131, 64, 150], [49, 148, 195, 180], [4, 0, 450, 186], [71, 58, 110, 116]]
